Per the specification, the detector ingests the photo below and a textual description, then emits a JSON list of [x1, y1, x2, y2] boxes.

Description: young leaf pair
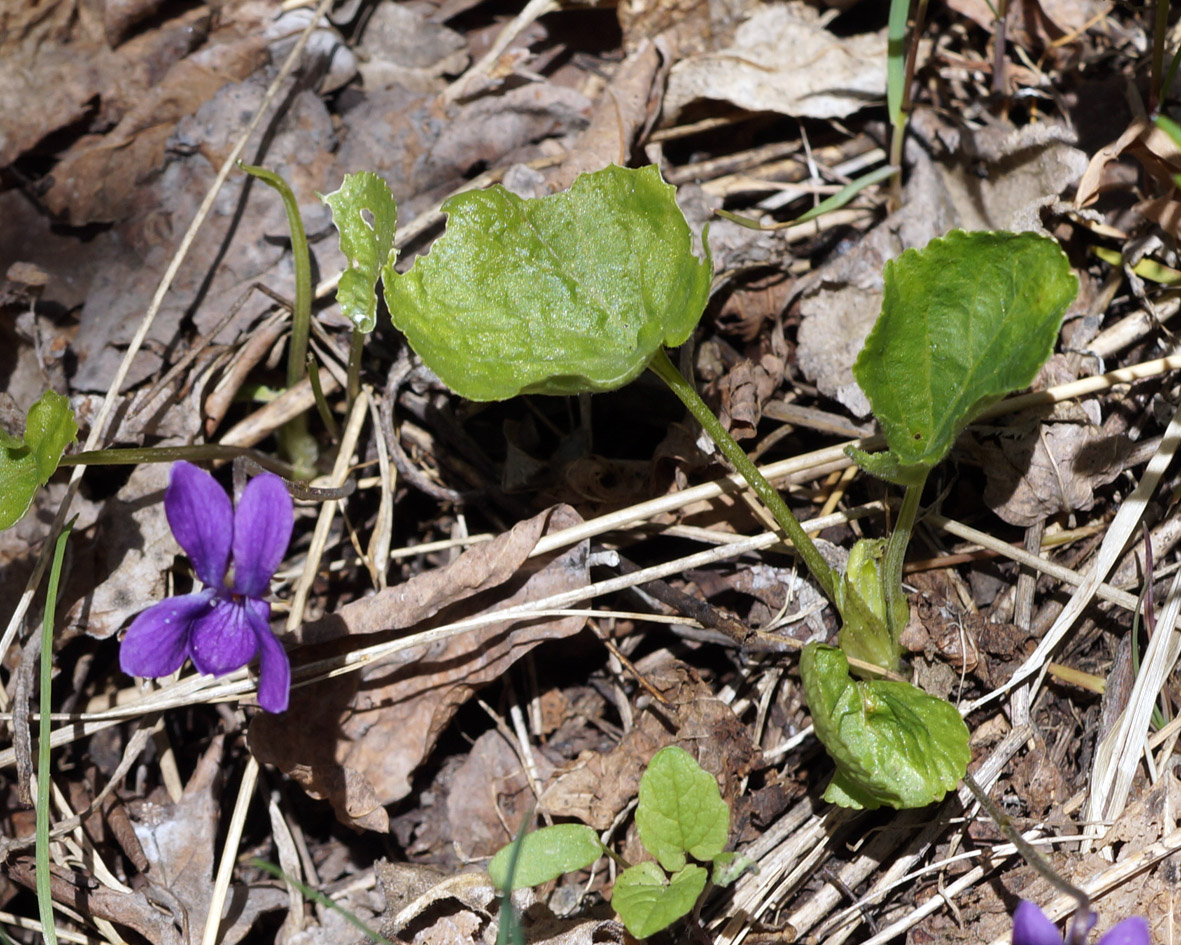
[[488, 746, 748, 938], [322, 164, 1078, 812]]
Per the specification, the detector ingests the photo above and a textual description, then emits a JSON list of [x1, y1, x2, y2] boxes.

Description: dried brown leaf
[[250, 505, 590, 828], [663, 2, 887, 122]]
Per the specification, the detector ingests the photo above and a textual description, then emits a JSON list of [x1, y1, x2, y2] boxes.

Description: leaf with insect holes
[[322, 171, 398, 332], [800, 643, 969, 810], [381, 164, 712, 401], [612, 861, 708, 939], [636, 745, 730, 873], [488, 824, 603, 891], [0, 391, 77, 530], [848, 230, 1077, 485]]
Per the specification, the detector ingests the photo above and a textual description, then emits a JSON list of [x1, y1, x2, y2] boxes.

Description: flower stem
[[37, 516, 73, 945], [60, 443, 295, 472], [347, 328, 365, 407], [238, 162, 319, 475], [648, 348, 838, 602]]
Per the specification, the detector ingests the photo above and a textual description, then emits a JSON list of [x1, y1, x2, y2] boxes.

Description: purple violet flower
[[120, 461, 294, 713], [1014, 902, 1149, 945]]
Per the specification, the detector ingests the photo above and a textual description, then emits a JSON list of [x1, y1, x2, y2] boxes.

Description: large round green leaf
[[382, 164, 712, 401], [851, 230, 1077, 484], [800, 643, 970, 810]]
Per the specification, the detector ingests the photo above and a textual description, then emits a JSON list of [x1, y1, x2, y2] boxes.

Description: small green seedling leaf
[[612, 862, 708, 939], [636, 745, 729, 873], [382, 164, 712, 400], [850, 230, 1077, 485], [488, 824, 603, 890], [322, 171, 399, 332], [800, 643, 970, 810], [0, 391, 77, 530]]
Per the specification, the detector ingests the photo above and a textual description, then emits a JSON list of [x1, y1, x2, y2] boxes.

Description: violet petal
[[231, 472, 293, 598], [188, 598, 258, 676], [1096, 918, 1149, 945], [120, 590, 214, 678], [1014, 902, 1065, 945], [247, 597, 289, 713], [166, 462, 233, 588]]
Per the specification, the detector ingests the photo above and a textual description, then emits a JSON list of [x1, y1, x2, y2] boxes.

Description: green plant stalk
[[238, 162, 318, 474], [251, 859, 395, 945], [886, 0, 913, 205], [239, 164, 312, 389], [1163, 47, 1181, 110], [649, 348, 838, 601], [963, 773, 1093, 937], [60, 443, 296, 472], [306, 354, 340, 441], [495, 810, 534, 945], [881, 480, 923, 642], [1152, 0, 1169, 108], [991, 0, 1009, 98], [36, 517, 73, 945], [347, 328, 365, 407]]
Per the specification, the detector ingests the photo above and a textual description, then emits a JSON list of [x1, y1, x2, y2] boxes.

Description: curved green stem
[[238, 162, 319, 475], [963, 773, 1093, 939], [882, 480, 922, 641], [239, 163, 311, 388], [648, 348, 838, 602], [347, 328, 365, 408], [60, 443, 296, 473]]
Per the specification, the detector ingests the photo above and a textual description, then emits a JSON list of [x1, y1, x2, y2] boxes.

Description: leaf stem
[[238, 163, 311, 389], [60, 443, 297, 473], [238, 162, 319, 474], [307, 354, 340, 441], [36, 517, 73, 945], [882, 480, 922, 641], [347, 328, 365, 407], [648, 348, 838, 602], [962, 773, 1093, 944]]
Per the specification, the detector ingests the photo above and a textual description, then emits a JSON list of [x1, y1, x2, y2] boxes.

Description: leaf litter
[[3, 0, 1181, 944]]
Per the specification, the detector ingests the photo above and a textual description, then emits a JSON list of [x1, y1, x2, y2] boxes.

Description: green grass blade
[[250, 858, 396, 945], [495, 809, 533, 945], [716, 164, 897, 231], [36, 516, 74, 945]]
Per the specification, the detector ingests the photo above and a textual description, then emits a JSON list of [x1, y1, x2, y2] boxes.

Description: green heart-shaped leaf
[[800, 643, 969, 810], [850, 229, 1077, 483], [382, 164, 712, 401], [636, 745, 729, 873], [322, 171, 399, 333], [612, 862, 707, 939], [487, 823, 603, 891], [0, 391, 77, 530]]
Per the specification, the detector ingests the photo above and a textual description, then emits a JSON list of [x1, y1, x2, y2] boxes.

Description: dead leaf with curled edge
[[250, 505, 590, 831], [663, 2, 887, 122], [973, 411, 1127, 528]]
